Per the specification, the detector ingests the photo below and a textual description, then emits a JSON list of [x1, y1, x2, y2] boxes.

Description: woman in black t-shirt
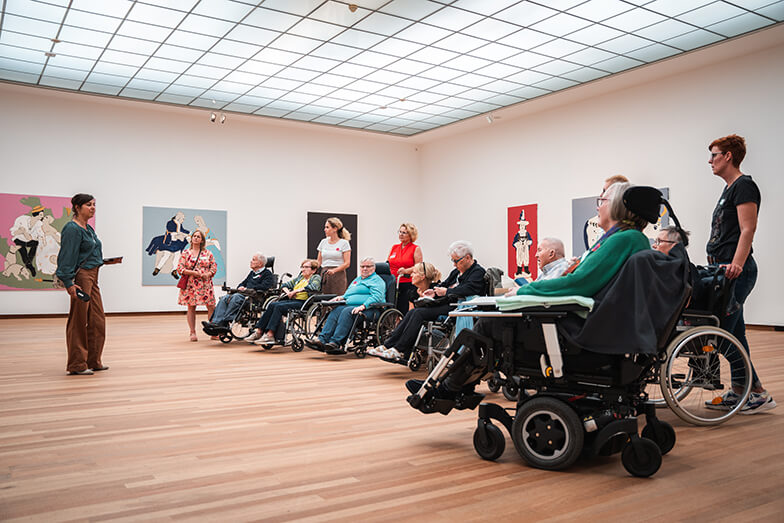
[[705, 134, 775, 414]]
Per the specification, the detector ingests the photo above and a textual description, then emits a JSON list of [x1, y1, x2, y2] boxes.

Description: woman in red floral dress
[[177, 230, 217, 341]]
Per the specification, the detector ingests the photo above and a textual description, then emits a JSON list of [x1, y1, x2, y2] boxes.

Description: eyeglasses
[[653, 239, 676, 247], [709, 151, 725, 159], [596, 197, 609, 207], [451, 255, 467, 264], [398, 230, 409, 235]]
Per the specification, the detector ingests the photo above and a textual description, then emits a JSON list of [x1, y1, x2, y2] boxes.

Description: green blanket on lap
[[496, 295, 594, 318]]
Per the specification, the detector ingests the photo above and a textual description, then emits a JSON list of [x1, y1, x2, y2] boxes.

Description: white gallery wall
[[0, 82, 420, 314], [1, 25, 782, 325], [416, 27, 784, 326]]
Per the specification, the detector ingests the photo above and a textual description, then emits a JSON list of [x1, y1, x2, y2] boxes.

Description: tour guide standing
[[56, 194, 110, 376]]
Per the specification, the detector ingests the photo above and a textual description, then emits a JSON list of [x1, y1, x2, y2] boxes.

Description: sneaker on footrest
[[705, 389, 741, 410]]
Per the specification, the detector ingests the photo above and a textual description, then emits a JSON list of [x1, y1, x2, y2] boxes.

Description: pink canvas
[[1, 193, 94, 291]]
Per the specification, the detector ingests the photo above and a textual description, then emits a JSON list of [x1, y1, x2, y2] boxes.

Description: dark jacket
[[441, 261, 486, 301], [558, 244, 691, 355], [238, 268, 274, 291]]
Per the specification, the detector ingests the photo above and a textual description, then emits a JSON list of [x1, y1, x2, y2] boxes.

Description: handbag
[[176, 250, 200, 290], [691, 265, 739, 317]]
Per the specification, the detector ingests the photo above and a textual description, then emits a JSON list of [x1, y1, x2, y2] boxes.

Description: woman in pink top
[[387, 222, 423, 313]]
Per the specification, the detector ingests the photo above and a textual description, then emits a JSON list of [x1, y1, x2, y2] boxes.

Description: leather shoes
[[92, 365, 109, 371], [68, 369, 94, 375]]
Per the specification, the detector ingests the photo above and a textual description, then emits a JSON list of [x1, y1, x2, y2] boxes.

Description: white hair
[[539, 237, 565, 258], [253, 252, 266, 266], [360, 256, 375, 264], [448, 240, 474, 258]]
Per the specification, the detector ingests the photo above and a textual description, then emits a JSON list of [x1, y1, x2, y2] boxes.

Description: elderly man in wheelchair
[[406, 183, 708, 477]]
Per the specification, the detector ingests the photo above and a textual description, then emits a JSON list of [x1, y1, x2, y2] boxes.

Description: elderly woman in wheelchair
[[245, 259, 321, 346], [406, 184, 697, 476]]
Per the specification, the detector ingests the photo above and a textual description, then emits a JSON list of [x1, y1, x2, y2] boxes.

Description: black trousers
[[384, 304, 452, 355]]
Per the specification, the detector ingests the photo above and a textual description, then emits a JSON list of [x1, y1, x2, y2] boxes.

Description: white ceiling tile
[[371, 37, 424, 57], [349, 50, 400, 68], [277, 66, 322, 82], [645, 0, 713, 17], [55, 41, 105, 59], [310, 1, 372, 26], [564, 46, 615, 66], [259, 0, 323, 16], [243, 8, 301, 32], [597, 34, 652, 54], [269, 34, 323, 54], [58, 26, 113, 48], [295, 55, 342, 72], [42, 64, 89, 81], [533, 76, 579, 90], [192, 0, 254, 21], [422, 7, 483, 31], [707, 12, 774, 37], [81, 82, 122, 95], [565, 24, 624, 46], [311, 42, 362, 60], [312, 73, 355, 88], [501, 50, 551, 68], [530, 13, 593, 37], [254, 47, 303, 66], [3, 13, 60, 38], [289, 18, 345, 41], [330, 29, 386, 48], [443, 54, 493, 72], [353, 12, 414, 35], [71, 0, 132, 18], [210, 39, 263, 59], [108, 35, 160, 55], [225, 24, 280, 46], [499, 29, 554, 50], [533, 39, 586, 58], [394, 23, 452, 45], [560, 66, 610, 82], [567, 0, 635, 21], [238, 59, 284, 76], [379, 0, 443, 19], [385, 58, 433, 75], [432, 32, 486, 52], [625, 43, 681, 62], [101, 49, 148, 67], [419, 65, 464, 81], [5, 0, 66, 23], [470, 42, 520, 60], [452, 0, 520, 16], [591, 54, 644, 72], [407, 46, 460, 64], [40, 76, 84, 89], [330, 62, 375, 78], [498, 2, 558, 26], [461, 17, 520, 40], [127, 3, 187, 28], [664, 28, 724, 50], [678, 2, 747, 26]]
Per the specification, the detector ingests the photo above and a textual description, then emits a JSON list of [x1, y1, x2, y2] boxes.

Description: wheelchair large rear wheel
[[286, 313, 306, 352], [376, 308, 403, 347], [661, 326, 752, 426], [511, 397, 583, 471], [305, 303, 329, 337], [229, 307, 256, 340]]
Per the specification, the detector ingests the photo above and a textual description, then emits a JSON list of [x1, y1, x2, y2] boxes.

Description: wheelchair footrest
[[455, 392, 486, 411], [407, 394, 455, 415]]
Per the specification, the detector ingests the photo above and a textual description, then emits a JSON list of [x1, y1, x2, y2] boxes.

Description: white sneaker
[[246, 331, 262, 343], [382, 347, 403, 360], [368, 345, 385, 356], [740, 391, 777, 414]]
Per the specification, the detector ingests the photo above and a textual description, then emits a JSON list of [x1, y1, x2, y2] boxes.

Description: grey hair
[[360, 256, 375, 264], [540, 237, 565, 258], [662, 225, 690, 247], [253, 252, 266, 266], [448, 240, 474, 259]]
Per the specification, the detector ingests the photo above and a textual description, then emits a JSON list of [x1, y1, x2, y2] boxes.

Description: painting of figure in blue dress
[[142, 206, 227, 286]]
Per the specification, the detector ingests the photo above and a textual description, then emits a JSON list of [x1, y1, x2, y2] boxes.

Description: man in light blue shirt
[[514, 237, 569, 286]]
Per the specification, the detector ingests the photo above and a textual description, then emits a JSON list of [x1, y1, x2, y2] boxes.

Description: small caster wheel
[[473, 422, 505, 461], [502, 383, 519, 402], [219, 333, 232, 344], [622, 436, 662, 477], [487, 377, 501, 393], [291, 339, 304, 352], [641, 421, 676, 455]]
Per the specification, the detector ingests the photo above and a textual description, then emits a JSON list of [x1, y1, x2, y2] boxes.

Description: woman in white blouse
[[317, 217, 351, 294]]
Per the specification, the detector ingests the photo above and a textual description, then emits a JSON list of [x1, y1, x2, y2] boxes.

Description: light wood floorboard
[[0, 315, 782, 522]]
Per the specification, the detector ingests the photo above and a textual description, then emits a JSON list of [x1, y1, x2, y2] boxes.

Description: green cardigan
[[518, 228, 650, 298]]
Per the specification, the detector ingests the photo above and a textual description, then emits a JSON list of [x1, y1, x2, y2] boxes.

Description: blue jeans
[[718, 256, 760, 389], [255, 299, 304, 334], [210, 294, 247, 325], [319, 305, 378, 345]]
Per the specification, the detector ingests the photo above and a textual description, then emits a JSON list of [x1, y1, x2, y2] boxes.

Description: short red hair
[[709, 134, 746, 168]]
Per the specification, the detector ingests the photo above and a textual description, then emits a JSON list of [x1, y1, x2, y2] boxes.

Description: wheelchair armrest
[[310, 294, 339, 303], [366, 301, 394, 310]]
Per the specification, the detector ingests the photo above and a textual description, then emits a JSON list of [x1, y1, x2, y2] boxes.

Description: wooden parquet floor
[[0, 315, 782, 522]]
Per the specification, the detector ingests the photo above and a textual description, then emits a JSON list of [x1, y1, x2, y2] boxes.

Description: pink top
[[387, 242, 417, 283]]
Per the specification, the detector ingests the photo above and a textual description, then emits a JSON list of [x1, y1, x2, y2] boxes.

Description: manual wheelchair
[[406, 246, 751, 477], [302, 262, 403, 357], [211, 256, 290, 343]]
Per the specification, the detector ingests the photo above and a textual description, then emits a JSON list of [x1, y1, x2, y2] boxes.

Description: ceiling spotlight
[[220, 113, 226, 124], [210, 112, 217, 123], [486, 115, 494, 124], [348, 4, 358, 12]]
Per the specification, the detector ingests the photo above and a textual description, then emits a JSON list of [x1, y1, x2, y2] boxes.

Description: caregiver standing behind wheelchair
[[56, 193, 114, 375], [407, 183, 655, 401], [705, 134, 774, 413], [177, 230, 217, 342], [387, 222, 424, 313], [317, 217, 351, 295]]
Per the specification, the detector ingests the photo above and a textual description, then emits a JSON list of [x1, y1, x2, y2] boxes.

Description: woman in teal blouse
[[56, 194, 109, 375]]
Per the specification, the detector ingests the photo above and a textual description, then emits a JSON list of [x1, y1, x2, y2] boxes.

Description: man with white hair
[[535, 238, 569, 281], [376, 241, 486, 362], [203, 252, 274, 332]]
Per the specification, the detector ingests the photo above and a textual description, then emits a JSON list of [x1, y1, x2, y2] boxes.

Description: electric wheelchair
[[303, 262, 403, 357], [406, 240, 752, 477]]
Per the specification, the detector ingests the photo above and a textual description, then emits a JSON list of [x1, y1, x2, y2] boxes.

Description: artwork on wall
[[0, 193, 91, 291], [307, 212, 358, 283], [507, 204, 538, 282], [142, 206, 227, 286], [571, 188, 670, 258]]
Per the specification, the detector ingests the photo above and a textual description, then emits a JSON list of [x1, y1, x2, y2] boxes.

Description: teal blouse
[[56, 221, 103, 288]]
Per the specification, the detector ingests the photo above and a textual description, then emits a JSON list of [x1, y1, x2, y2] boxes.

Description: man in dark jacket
[[377, 240, 486, 361], [203, 253, 274, 331]]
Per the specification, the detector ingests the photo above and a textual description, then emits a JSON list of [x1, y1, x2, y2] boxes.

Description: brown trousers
[[65, 267, 106, 372]]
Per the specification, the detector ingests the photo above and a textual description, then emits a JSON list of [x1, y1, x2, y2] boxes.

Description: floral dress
[[177, 248, 217, 306]]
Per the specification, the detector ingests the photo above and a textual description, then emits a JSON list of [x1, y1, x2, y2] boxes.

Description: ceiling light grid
[[0, 0, 780, 135]]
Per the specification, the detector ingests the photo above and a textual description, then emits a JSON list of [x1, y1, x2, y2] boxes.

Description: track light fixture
[[220, 113, 226, 124], [210, 112, 217, 122]]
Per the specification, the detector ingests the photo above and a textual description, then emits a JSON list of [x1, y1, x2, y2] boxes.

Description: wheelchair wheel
[[473, 422, 505, 461], [262, 294, 278, 310], [502, 383, 519, 402], [511, 397, 583, 471], [287, 314, 306, 352], [660, 326, 752, 426], [376, 308, 403, 347], [305, 303, 329, 337], [641, 421, 676, 455], [487, 377, 502, 393], [219, 333, 232, 344], [621, 436, 662, 477]]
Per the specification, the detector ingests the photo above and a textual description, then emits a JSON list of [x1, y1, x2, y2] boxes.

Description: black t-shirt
[[706, 175, 761, 262]]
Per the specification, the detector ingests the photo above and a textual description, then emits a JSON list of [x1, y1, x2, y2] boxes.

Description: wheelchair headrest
[[375, 262, 391, 276], [623, 186, 686, 237], [265, 256, 275, 269]]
